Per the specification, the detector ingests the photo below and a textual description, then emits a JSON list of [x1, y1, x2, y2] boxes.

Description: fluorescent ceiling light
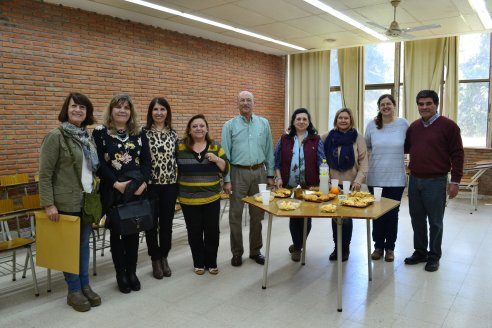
[[303, 0, 388, 41], [124, 0, 307, 51], [468, 0, 492, 29]]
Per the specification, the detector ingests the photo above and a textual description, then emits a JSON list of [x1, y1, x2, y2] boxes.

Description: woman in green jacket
[[39, 92, 101, 312]]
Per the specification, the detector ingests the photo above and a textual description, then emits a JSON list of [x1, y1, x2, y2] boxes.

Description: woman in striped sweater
[[176, 114, 230, 275]]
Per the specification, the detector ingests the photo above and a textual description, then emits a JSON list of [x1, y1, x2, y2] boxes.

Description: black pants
[[331, 219, 353, 250], [289, 218, 312, 251], [368, 186, 405, 251], [146, 183, 178, 260], [181, 200, 220, 269], [110, 230, 139, 274]]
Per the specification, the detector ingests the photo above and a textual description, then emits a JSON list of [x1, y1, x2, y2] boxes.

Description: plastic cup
[[331, 179, 339, 188], [258, 183, 267, 192], [261, 190, 271, 205], [342, 181, 351, 195], [373, 187, 383, 201]]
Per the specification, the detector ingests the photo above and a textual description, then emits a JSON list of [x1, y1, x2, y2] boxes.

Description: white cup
[[261, 190, 271, 205], [331, 179, 339, 188], [258, 183, 267, 192], [373, 187, 383, 202], [342, 181, 351, 195]]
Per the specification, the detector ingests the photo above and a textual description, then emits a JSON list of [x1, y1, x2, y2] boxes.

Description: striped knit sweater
[[176, 140, 230, 205]]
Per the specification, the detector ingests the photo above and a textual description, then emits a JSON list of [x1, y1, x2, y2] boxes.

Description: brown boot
[[152, 260, 164, 279], [82, 285, 101, 307], [161, 258, 172, 277], [67, 291, 91, 312]]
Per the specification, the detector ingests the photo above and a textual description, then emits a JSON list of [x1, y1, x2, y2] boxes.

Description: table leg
[[301, 218, 307, 265], [337, 217, 342, 312], [366, 220, 372, 281], [262, 213, 273, 289]]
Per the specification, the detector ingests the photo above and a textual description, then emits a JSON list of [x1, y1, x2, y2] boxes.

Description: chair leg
[[47, 268, 51, 293], [26, 246, 39, 296], [101, 228, 106, 256], [91, 229, 97, 276], [220, 198, 228, 221], [12, 250, 17, 281], [22, 253, 29, 278], [473, 186, 478, 211]]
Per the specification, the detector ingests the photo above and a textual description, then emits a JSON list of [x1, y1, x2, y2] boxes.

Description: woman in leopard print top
[[143, 97, 179, 279]]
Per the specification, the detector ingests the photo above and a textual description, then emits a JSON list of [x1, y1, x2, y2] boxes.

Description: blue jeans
[[368, 186, 405, 250], [61, 211, 92, 292], [408, 175, 447, 260]]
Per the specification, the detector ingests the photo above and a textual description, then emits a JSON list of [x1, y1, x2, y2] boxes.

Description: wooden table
[[242, 196, 400, 312]]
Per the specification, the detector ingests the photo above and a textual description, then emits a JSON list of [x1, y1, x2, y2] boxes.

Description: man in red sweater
[[404, 90, 464, 272]]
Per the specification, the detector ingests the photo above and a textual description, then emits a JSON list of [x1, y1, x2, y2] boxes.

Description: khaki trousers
[[229, 165, 266, 257]]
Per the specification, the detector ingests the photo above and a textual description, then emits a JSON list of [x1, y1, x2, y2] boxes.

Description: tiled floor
[[1, 196, 491, 327]]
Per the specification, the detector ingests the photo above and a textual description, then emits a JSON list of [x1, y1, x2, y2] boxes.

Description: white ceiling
[[44, 0, 492, 55]]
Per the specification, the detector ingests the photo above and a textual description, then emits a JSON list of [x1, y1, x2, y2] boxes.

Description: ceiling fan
[[367, 0, 440, 38]]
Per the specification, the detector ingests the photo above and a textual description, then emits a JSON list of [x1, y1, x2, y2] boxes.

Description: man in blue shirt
[[222, 91, 275, 266]]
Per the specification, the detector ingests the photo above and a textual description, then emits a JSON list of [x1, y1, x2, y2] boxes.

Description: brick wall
[[0, 0, 286, 175]]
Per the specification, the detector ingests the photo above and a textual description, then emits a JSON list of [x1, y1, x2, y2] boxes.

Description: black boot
[[341, 246, 350, 262], [329, 247, 350, 262], [128, 272, 141, 291], [116, 272, 131, 294]]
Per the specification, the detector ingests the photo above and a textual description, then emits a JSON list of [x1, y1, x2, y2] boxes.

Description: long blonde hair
[[102, 94, 140, 136]]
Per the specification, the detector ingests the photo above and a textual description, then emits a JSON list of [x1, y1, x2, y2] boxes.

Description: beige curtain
[[289, 51, 330, 133], [443, 36, 459, 120], [338, 47, 365, 131], [404, 38, 445, 122]]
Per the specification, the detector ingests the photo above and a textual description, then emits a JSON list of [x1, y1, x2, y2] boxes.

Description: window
[[329, 50, 341, 128], [363, 43, 397, 130], [458, 33, 490, 147]]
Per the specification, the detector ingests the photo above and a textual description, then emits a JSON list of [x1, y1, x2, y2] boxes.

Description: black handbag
[[107, 198, 154, 235]]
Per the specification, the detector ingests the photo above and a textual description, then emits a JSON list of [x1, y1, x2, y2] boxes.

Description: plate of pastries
[[340, 191, 375, 208], [273, 188, 292, 198], [302, 191, 337, 203], [277, 199, 302, 211], [320, 203, 337, 213]]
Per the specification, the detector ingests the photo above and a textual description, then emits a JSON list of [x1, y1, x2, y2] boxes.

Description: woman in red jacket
[[274, 108, 325, 262]]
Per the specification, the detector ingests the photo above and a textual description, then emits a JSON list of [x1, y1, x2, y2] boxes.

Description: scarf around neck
[[324, 128, 358, 171], [60, 122, 99, 172]]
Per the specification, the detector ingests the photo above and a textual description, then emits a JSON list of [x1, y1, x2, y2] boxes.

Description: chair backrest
[[22, 194, 41, 210], [0, 199, 15, 214], [0, 174, 29, 186]]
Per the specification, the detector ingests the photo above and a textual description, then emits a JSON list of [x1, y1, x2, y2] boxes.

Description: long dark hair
[[375, 94, 396, 129], [182, 114, 212, 151], [145, 97, 172, 129], [288, 108, 317, 137]]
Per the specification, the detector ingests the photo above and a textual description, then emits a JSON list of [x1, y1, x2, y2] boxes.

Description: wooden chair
[[90, 217, 110, 276], [21, 194, 41, 210], [219, 192, 248, 226], [0, 237, 39, 296], [458, 165, 488, 214], [0, 174, 29, 186]]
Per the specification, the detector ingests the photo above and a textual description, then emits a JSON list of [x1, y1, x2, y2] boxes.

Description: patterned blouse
[[92, 125, 151, 186], [143, 127, 178, 185]]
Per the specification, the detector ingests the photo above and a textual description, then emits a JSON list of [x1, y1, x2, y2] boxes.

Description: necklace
[[116, 130, 129, 143]]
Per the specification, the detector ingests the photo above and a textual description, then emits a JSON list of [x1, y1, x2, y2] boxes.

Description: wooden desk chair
[[219, 192, 248, 226], [91, 217, 110, 276], [458, 163, 490, 214], [0, 237, 39, 296]]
